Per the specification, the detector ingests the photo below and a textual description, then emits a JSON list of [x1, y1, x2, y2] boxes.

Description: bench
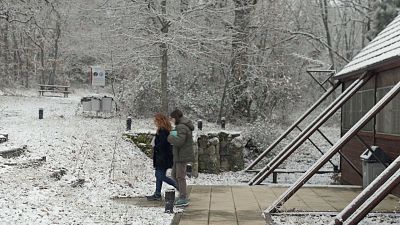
[[38, 84, 71, 98], [271, 169, 335, 183], [247, 169, 335, 183]]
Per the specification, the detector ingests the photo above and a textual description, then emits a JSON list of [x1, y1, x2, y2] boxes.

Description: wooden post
[[197, 120, 203, 131], [186, 164, 192, 178], [39, 108, 43, 119], [165, 189, 175, 213], [126, 117, 132, 131], [272, 172, 277, 183]]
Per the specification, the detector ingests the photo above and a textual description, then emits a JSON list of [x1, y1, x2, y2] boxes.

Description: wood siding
[[340, 67, 400, 197]]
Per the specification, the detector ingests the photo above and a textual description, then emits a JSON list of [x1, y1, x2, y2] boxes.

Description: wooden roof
[[335, 14, 400, 79]]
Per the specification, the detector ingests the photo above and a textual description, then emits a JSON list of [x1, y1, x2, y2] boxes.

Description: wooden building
[[334, 14, 400, 196]]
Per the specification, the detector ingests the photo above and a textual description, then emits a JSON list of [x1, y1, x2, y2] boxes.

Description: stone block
[[195, 131, 244, 174], [208, 137, 219, 146], [198, 155, 210, 163], [207, 146, 216, 155], [220, 157, 231, 171], [192, 162, 199, 177], [198, 135, 209, 149]]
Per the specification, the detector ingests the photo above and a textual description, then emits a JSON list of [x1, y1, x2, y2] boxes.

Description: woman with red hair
[[146, 113, 178, 201]]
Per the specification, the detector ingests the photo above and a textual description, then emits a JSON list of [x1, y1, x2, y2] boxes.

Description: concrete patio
[[173, 185, 400, 225]]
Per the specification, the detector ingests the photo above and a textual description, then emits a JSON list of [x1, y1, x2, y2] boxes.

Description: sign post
[[90, 66, 106, 87]]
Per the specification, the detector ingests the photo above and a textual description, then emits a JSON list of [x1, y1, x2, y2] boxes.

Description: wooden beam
[[250, 72, 371, 185], [331, 155, 400, 225], [244, 82, 341, 171], [263, 81, 400, 214]]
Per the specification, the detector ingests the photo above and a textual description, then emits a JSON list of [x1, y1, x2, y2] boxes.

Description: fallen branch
[[3, 156, 46, 168], [71, 178, 85, 188], [0, 145, 27, 158]]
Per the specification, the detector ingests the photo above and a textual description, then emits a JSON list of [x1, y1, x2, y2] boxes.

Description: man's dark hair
[[170, 109, 183, 123]]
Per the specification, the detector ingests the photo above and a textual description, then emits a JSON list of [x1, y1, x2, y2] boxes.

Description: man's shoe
[[174, 198, 189, 207], [146, 194, 162, 201]]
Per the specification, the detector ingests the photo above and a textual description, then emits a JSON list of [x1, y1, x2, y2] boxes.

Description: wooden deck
[[173, 185, 399, 225]]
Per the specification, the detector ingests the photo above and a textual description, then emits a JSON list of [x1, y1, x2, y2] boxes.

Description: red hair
[[154, 113, 172, 132]]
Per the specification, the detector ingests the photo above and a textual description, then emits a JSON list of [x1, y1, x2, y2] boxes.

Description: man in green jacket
[[167, 109, 194, 207]]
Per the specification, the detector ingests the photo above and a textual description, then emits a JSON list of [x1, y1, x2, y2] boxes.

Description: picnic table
[[38, 84, 71, 98]]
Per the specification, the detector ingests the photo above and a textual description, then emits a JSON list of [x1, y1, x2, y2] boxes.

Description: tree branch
[[276, 28, 350, 63], [0, 11, 33, 23]]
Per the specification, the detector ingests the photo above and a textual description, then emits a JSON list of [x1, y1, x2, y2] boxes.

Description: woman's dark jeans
[[155, 168, 177, 195]]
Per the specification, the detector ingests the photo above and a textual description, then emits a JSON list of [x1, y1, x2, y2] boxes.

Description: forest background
[[0, 0, 399, 148]]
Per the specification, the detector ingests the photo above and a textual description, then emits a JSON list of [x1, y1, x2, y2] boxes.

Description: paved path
[[175, 185, 399, 225]]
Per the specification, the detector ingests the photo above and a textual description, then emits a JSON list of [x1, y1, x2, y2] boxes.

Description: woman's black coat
[[153, 129, 173, 169]]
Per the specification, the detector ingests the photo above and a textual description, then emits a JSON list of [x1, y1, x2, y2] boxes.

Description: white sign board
[[91, 66, 106, 86]]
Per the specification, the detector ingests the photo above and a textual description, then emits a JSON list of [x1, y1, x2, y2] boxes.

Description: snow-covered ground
[[0, 91, 174, 225], [0, 89, 398, 224]]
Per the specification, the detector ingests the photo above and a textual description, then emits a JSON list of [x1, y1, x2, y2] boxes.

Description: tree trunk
[[3, 23, 10, 85], [49, 19, 61, 85], [161, 42, 168, 113], [218, 67, 228, 123], [230, 0, 257, 119], [40, 41, 45, 85], [12, 30, 23, 86], [23, 35, 29, 88], [160, 0, 169, 114], [12, 31, 18, 82], [362, 0, 373, 47], [319, 0, 335, 68]]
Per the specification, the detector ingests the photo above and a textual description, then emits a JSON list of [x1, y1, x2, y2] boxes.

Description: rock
[[0, 134, 8, 143], [197, 135, 208, 149], [50, 168, 67, 180], [71, 178, 85, 188], [232, 136, 245, 148], [208, 137, 219, 146]]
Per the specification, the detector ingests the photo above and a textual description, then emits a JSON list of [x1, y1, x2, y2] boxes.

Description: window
[[342, 83, 374, 131], [376, 86, 400, 135], [341, 71, 400, 135], [375, 68, 400, 136]]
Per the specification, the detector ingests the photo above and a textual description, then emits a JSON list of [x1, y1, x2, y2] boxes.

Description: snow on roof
[[335, 14, 400, 78]]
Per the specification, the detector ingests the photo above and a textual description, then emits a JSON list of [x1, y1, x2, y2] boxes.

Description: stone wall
[[124, 131, 245, 176], [197, 132, 245, 173]]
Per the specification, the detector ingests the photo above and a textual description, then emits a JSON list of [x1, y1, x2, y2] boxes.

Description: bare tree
[[319, 0, 335, 68], [230, 0, 258, 119]]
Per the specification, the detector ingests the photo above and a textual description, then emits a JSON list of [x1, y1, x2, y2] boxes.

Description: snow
[[0, 92, 173, 225], [272, 214, 399, 225], [0, 90, 398, 224]]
